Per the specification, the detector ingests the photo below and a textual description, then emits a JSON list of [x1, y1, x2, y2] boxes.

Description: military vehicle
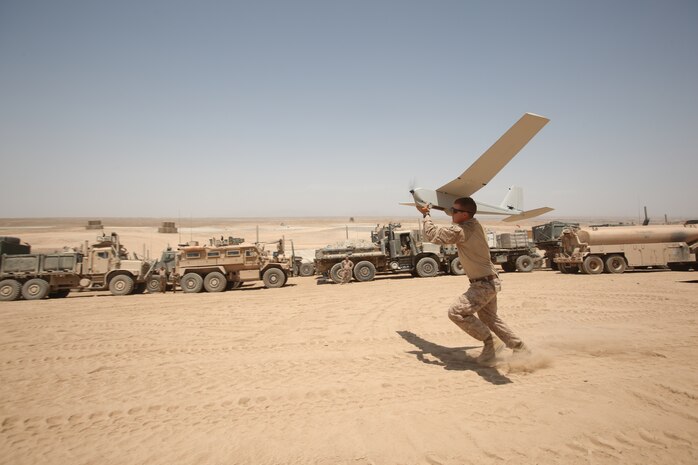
[[144, 247, 177, 292], [291, 257, 315, 277], [314, 223, 459, 283], [532, 221, 580, 269], [487, 230, 541, 272], [554, 224, 698, 274], [163, 236, 291, 293], [0, 233, 152, 301], [287, 241, 315, 277]]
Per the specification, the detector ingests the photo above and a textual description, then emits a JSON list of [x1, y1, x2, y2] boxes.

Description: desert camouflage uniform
[[159, 267, 168, 293], [340, 258, 354, 284], [423, 214, 523, 349], [170, 271, 178, 293]]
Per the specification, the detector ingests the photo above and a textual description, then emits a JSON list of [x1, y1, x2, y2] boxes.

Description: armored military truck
[[163, 236, 291, 293], [314, 223, 458, 283], [0, 233, 152, 301], [488, 230, 542, 272], [554, 224, 698, 274]]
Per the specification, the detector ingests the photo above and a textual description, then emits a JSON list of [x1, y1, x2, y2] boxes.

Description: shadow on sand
[[397, 330, 512, 385]]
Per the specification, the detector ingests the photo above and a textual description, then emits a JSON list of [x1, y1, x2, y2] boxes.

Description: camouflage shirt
[[422, 214, 496, 279]]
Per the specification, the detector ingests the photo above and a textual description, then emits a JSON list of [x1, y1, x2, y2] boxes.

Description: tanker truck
[[554, 223, 698, 274]]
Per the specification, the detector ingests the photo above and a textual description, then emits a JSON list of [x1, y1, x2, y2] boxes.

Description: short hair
[[454, 197, 477, 215]]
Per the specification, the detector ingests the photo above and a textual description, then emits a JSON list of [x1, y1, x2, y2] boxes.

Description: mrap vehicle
[[170, 237, 292, 293]]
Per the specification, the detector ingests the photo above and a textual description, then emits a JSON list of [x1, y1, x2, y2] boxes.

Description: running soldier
[[416, 198, 529, 366]]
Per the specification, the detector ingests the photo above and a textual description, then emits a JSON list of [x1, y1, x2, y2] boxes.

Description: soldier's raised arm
[[422, 212, 465, 245]]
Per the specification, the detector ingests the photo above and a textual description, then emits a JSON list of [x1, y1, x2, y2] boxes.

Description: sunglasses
[[448, 207, 472, 215]]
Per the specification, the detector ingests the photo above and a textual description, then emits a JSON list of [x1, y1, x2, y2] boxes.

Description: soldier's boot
[[512, 341, 531, 356], [476, 336, 505, 367]]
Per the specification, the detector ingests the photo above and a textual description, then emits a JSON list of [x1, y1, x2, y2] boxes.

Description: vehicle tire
[[204, 272, 227, 292], [559, 263, 579, 274], [450, 257, 465, 275], [582, 255, 604, 275], [109, 274, 135, 296], [353, 261, 376, 282], [180, 273, 203, 293], [604, 255, 627, 274], [263, 268, 286, 288], [146, 277, 162, 293], [299, 262, 315, 277], [50, 289, 71, 299], [515, 255, 535, 272], [0, 279, 22, 301], [329, 263, 344, 284], [21, 278, 50, 300], [500, 262, 516, 273], [416, 257, 439, 278], [132, 283, 146, 294]]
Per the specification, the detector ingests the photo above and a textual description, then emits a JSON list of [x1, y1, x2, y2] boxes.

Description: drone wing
[[436, 113, 550, 197]]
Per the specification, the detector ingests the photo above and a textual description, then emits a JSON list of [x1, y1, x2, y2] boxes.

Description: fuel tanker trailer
[[554, 224, 698, 274]]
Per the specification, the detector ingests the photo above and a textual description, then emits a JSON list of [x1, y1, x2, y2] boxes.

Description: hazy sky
[[1, 0, 696, 220]]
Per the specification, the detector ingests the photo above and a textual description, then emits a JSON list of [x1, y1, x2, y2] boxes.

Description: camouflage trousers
[[447, 278, 523, 348]]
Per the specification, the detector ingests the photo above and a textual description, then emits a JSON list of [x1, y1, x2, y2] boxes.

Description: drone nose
[[409, 189, 415, 194]]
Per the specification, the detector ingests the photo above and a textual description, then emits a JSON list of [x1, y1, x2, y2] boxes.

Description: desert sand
[[1, 217, 697, 465]]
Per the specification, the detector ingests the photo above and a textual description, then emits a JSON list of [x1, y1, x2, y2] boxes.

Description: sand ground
[[1, 218, 697, 464]]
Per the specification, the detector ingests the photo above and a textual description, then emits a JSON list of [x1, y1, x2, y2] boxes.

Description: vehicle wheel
[[515, 255, 535, 272], [181, 273, 203, 293], [299, 262, 315, 277], [204, 272, 227, 292], [109, 274, 135, 296], [146, 277, 162, 293], [263, 268, 286, 288], [330, 263, 344, 284], [500, 262, 516, 273], [604, 255, 627, 274], [416, 257, 439, 278], [450, 257, 465, 275], [0, 279, 22, 301], [21, 278, 50, 300], [353, 261, 376, 282], [559, 263, 579, 274], [50, 289, 71, 298], [582, 255, 604, 275]]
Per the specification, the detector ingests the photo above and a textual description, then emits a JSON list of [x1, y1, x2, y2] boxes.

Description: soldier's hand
[[416, 203, 430, 216]]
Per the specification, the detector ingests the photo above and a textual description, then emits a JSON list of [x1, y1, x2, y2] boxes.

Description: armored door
[[89, 249, 112, 275], [244, 248, 259, 267]]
